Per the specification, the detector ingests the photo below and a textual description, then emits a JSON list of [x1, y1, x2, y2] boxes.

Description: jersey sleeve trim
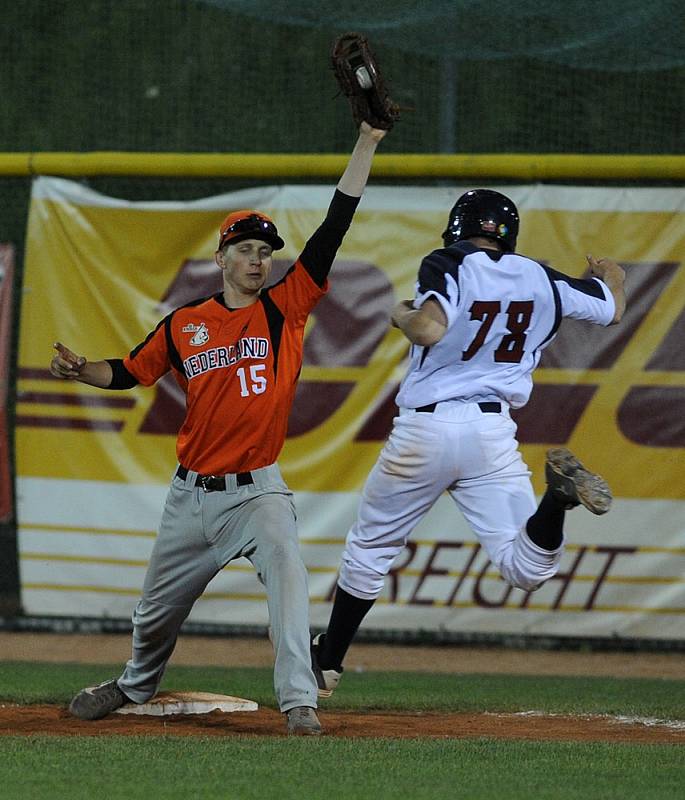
[[588, 277, 616, 322], [126, 309, 182, 383], [415, 248, 462, 328], [106, 359, 139, 389], [129, 315, 167, 361], [539, 265, 563, 345], [542, 265, 605, 298], [541, 264, 615, 326], [163, 314, 184, 373], [259, 290, 285, 377]]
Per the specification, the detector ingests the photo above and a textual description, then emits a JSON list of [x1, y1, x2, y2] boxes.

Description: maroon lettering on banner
[[15, 415, 124, 432], [138, 258, 221, 434], [355, 383, 401, 442], [446, 543, 481, 605], [584, 546, 638, 610], [326, 541, 644, 612], [515, 261, 681, 445], [618, 387, 685, 447], [408, 541, 464, 606], [518, 547, 587, 609], [512, 385, 597, 444], [138, 372, 186, 434], [289, 259, 395, 436], [472, 559, 514, 608], [16, 391, 135, 409], [646, 304, 685, 371], [386, 542, 418, 603], [539, 262, 678, 370], [17, 367, 60, 381], [287, 382, 355, 437]]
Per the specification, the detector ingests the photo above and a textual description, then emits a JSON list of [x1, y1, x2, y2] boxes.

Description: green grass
[[1, 661, 684, 800], [2, 661, 684, 720], [1, 736, 683, 800]]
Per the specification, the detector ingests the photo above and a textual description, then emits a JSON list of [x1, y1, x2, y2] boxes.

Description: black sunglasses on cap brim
[[219, 215, 285, 250]]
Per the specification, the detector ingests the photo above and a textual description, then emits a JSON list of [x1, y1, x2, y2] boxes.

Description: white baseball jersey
[[395, 242, 616, 410]]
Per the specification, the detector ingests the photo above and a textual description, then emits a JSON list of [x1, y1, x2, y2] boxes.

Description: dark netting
[[1, 0, 683, 155]]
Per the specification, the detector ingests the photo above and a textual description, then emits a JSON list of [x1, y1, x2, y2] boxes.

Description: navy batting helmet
[[442, 189, 519, 252]]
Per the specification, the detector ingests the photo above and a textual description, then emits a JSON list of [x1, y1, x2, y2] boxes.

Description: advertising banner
[[0, 243, 15, 522], [16, 177, 685, 640]]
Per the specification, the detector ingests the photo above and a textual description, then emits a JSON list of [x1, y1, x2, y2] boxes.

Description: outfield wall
[[16, 178, 685, 641]]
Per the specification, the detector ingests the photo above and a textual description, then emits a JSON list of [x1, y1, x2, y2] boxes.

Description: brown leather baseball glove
[[331, 32, 400, 130]]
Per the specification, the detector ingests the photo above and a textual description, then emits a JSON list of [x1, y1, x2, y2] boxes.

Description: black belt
[[415, 401, 502, 414], [176, 465, 254, 492]]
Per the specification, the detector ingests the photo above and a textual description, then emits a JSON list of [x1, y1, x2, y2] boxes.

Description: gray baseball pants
[[117, 463, 318, 712]]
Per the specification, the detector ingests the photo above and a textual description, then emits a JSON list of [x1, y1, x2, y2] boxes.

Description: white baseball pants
[[339, 401, 564, 600]]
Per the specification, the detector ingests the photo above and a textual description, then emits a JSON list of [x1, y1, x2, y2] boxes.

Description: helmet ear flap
[[443, 190, 519, 252]]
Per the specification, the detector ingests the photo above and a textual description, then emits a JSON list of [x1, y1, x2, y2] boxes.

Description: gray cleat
[[545, 448, 612, 515], [286, 706, 322, 736], [68, 678, 128, 720]]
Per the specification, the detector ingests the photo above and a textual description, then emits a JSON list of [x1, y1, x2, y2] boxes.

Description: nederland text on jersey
[[182, 337, 270, 379]]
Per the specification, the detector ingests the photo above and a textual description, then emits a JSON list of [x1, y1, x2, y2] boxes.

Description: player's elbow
[[405, 318, 447, 347], [608, 298, 626, 325], [410, 329, 444, 347]]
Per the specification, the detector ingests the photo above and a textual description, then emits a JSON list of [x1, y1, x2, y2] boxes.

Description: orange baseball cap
[[217, 210, 285, 251]]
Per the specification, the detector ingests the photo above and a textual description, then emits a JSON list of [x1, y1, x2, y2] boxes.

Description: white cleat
[[310, 634, 343, 698]]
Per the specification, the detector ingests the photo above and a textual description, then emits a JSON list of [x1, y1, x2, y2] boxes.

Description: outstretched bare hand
[[50, 342, 86, 379]]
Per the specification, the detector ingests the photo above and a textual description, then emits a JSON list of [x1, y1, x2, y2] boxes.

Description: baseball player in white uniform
[[311, 189, 627, 695]]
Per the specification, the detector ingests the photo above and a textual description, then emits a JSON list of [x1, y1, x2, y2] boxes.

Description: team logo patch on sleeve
[[182, 323, 210, 346]]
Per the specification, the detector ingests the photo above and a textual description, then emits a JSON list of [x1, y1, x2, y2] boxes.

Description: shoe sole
[[68, 697, 121, 720], [288, 726, 323, 736], [68, 680, 126, 720], [546, 448, 612, 515], [311, 635, 339, 698]]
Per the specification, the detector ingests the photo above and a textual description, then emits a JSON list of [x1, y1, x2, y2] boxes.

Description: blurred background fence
[[1, 0, 683, 634], [2, 0, 683, 245]]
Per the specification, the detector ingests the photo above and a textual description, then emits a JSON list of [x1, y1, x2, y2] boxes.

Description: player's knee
[[132, 599, 190, 639], [338, 557, 384, 600], [256, 536, 306, 581], [494, 530, 563, 591], [500, 564, 545, 592]]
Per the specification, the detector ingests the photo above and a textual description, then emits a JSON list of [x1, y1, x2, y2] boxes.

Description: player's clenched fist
[[586, 255, 626, 324], [586, 254, 625, 280], [50, 341, 86, 379]]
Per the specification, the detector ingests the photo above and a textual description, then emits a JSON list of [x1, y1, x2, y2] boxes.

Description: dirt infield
[[1, 704, 684, 744], [2, 633, 684, 743]]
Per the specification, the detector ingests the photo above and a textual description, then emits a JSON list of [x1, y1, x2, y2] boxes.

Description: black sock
[[319, 586, 375, 671], [526, 490, 567, 551]]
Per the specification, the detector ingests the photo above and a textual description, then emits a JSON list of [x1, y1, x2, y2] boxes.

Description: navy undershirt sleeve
[[299, 190, 361, 287], [106, 359, 139, 389]]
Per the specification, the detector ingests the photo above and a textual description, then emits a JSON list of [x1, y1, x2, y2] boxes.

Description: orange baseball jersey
[[122, 190, 360, 474]]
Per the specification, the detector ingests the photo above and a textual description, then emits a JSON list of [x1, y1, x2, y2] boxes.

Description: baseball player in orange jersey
[[51, 121, 387, 735], [311, 189, 627, 698]]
